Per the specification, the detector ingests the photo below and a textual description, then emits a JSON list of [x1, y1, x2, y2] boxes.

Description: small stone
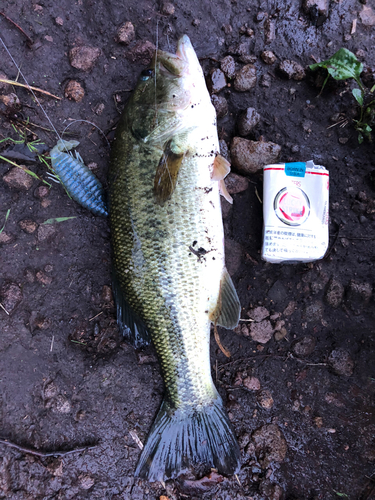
[[192, 18, 200, 27], [314, 416, 323, 427], [44, 382, 58, 400], [250, 320, 273, 344], [279, 60, 306, 80], [234, 64, 257, 92], [359, 5, 375, 26], [44, 264, 53, 273], [37, 224, 56, 242], [243, 376, 261, 391], [34, 185, 50, 199], [230, 137, 281, 175], [225, 173, 249, 194], [347, 280, 372, 305], [3, 167, 34, 190], [0, 93, 21, 108], [325, 278, 345, 308], [260, 73, 272, 87], [339, 137, 349, 144], [126, 40, 156, 65], [303, 0, 330, 25], [0, 283, 22, 313], [255, 11, 268, 22], [219, 140, 230, 162], [274, 328, 287, 341], [252, 424, 287, 467], [36, 271, 53, 286], [24, 269, 35, 283], [237, 107, 261, 136], [69, 45, 101, 72], [220, 55, 236, 79], [208, 68, 227, 93], [0, 231, 14, 244], [45, 35, 53, 43], [261, 50, 277, 65], [116, 21, 135, 45], [19, 219, 38, 234], [101, 285, 113, 303], [87, 162, 98, 171], [55, 16, 63, 26], [257, 389, 274, 409], [247, 306, 269, 322], [222, 24, 233, 34], [328, 348, 354, 376], [29, 311, 51, 332], [93, 103, 105, 115], [293, 335, 316, 357], [161, 2, 175, 15], [303, 300, 324, 322], [264, 19, 276, 44], [64, 80, 85, 102], [78, 475, 94, 491], [211, 94, 228, 118]]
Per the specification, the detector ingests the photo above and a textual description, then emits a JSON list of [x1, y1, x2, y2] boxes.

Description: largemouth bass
[[109, 35, 241, 481]]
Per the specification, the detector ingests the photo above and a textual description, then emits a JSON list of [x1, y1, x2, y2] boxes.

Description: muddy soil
[[0, 1, 374, 499]]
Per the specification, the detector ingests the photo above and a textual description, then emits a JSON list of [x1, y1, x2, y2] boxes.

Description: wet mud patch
[[1, 0, 375, 499]]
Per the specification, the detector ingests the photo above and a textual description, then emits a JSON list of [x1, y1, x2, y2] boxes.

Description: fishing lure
[[50, 139, 108, 217]]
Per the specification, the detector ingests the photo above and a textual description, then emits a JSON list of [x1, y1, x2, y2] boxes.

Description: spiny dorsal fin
[[209, 268, 241, 329], [154, 139, 185, 204]]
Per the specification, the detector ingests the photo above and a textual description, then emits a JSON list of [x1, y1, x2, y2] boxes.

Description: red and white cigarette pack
[[262, 161, 329, 263]]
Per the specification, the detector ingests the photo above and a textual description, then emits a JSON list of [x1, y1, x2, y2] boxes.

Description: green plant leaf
[[310, 48, 363, 86], [42, 216, 77, 224], [358, 132, 364, 144], [352, 88, 363, 106], [0, 209, 10, 234]]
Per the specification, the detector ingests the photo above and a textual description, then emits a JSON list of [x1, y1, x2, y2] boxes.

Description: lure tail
[[135, 396, 241, 482]]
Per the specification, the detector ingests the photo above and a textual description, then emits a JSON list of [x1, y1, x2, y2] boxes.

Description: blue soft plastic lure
[[50, 139, 108, 217]]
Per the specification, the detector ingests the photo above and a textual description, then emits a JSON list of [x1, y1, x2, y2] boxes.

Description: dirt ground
[[0, 1, 374, 499]]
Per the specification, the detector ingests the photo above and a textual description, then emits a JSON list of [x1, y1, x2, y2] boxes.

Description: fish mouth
[[152, 35, 200, 77]]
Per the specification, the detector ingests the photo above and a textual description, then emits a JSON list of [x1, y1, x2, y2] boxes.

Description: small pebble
[[220, 55, 236, 79], [69, 45, 101, 72], [211, 94, 228, 118], [261, 50, 277, 65], [252, 424, 287, 467], [325, 278, 345, 308], [328, 348, 354, 377], [55, 16, 64, 26], [161, 2, 175, 15], [19, 219, 38, 234], [250, 320, 273, 344], [36, 271, 53, 286], [237, 107, 261, 136], [279, 60, 306, 80], [3, 167, 34, 190], [264, 19, 276, 44], [116, 22, 135, 45], [230, 137, 281, 174], [64, 80, 85, 102], [233, 64, 257, 92], [293, 335, 316, 357], [126, 40, 156, 65], [244, 376, 261, 391], [0, 283, 23, 313], [225, 173, 249, 195], [208, 68, 227, 93]]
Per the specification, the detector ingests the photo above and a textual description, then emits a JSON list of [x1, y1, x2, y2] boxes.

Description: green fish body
[[109, 35, 241, 481]]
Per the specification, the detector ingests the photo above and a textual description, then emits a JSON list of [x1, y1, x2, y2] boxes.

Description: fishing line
[[0, 32, 63, 144]]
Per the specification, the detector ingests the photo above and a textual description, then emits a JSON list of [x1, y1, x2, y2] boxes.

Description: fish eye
[[140, 68, 154, 81]]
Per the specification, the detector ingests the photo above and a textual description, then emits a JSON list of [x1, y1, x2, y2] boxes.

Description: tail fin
[[135, 396, 241, 482]]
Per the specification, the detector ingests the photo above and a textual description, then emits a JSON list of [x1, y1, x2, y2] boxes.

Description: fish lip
[[175, 34, 193, 61]]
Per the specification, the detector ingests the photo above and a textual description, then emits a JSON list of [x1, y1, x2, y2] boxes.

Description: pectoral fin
[[212, 155, 232, 203], [209, 268, 241, 329], [154, 139, 185, 204], [212, 154, 231, 181]]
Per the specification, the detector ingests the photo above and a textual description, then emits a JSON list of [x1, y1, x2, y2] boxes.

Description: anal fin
[[111, 266, 151, 348], [210, 268, 241, 329]]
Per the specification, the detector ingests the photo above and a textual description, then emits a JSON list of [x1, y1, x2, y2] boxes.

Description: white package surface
[[262, 161, 329, 263]]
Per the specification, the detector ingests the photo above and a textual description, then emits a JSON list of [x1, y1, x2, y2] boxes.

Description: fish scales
[[109, 35, 241, 481]]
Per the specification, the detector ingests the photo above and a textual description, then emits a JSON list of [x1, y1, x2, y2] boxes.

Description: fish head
[[126, 35, 209, 142]]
